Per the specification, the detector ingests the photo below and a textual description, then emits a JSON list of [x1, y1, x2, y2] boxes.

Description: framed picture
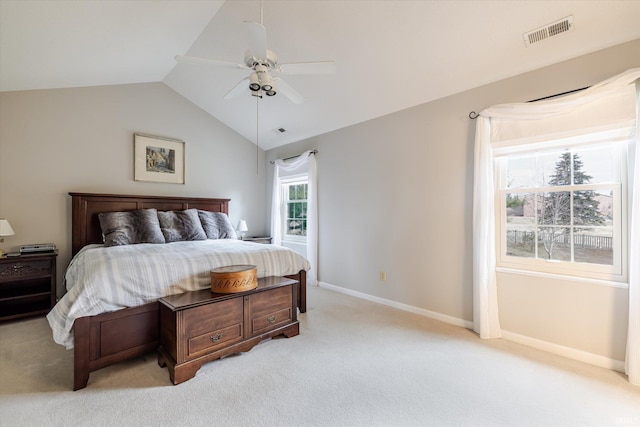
[[134, 133, 185, 184]]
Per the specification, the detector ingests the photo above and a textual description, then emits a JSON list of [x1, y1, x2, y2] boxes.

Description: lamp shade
[[236, 220, 248, 233], [0, 219, 15, 237]]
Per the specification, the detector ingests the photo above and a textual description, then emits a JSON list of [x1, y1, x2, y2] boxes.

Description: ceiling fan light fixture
[[259, 72, 274, 92], [176, 7, 334, 104], [249, 72, 261, 91]]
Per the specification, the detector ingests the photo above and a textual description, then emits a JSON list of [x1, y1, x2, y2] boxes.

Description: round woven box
[[210, 265, 257, 293]]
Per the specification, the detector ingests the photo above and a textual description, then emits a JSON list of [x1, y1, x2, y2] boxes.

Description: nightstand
[[242, 236, 272, 244], [0, 251, 57, 321]]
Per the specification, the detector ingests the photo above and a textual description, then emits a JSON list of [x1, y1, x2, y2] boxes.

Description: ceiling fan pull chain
[[256, 94, 260, 175]]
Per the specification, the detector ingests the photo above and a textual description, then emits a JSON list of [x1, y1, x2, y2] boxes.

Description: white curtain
[[473, 116, 501, 339], [271, 151, 318, 286], [627, 81, 640, 385], [473, 69, 640, 385]]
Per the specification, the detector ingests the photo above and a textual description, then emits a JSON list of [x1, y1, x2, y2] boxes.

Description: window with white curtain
[[473, 69, 639, 384], [496, 138, 627, 282], [281, 176, 308, 242]]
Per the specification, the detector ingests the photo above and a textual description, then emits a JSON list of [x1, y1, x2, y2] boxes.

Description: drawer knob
[[267, 315, 276, 324], [210, 333, 223, 342]]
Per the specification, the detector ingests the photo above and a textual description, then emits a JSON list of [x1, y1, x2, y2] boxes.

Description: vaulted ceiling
[[2, 1, 639, 150]]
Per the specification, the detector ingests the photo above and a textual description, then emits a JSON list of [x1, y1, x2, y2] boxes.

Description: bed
[[50, 192, 308, 390]]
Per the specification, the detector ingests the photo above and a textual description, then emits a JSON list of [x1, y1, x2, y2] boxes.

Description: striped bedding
[[47, 239, 310, 349]]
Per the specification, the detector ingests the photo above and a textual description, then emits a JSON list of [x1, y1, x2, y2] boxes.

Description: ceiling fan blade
[[276, 61, 336, 75], [244, 21, 267, 59], [175, 55, 248, 70], [274, 78, 304, 104], [223, 77, 250, 100]]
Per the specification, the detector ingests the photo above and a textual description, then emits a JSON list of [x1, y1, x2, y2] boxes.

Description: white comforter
[[47, 239, 310, 349]]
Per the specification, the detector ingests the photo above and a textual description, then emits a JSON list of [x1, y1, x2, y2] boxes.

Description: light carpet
[[1, 285, 639, 427]]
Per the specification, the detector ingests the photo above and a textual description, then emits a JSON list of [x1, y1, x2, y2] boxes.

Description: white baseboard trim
[[317, 281, 625, 373], [500, 329, 625, 372], [318, 281, 474, 329]]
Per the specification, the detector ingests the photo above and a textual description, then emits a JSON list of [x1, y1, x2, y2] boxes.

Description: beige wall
[[0, 83, 268, 296], [266, 39, 640, 364]]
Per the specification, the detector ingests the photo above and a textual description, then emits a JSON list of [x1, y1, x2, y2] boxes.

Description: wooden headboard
[[69, 192, 230, 256]]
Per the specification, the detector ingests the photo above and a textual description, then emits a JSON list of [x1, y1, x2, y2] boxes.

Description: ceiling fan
[[175, 19, 336, 104]]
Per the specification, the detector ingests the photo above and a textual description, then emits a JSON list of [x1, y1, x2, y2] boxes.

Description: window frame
[[280, 175, 308, 243], [495, 140, 628, 283]]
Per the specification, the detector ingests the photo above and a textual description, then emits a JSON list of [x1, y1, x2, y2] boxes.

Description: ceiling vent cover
[[523, 15, 574, 47]]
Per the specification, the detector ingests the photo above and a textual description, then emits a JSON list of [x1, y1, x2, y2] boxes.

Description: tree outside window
[[501, 142, 622, 278], [537, 152, 604, 261], [283, 180, 308, 240]]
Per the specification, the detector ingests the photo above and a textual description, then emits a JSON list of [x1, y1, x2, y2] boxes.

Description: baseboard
[[500, 329, 625, 372], [317, 281, 474, 329], [317, 281, 625, 373]]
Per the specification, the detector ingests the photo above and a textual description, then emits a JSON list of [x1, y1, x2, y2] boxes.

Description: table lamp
[[0, 219, 15, 257], [236, 220, 248, 240]]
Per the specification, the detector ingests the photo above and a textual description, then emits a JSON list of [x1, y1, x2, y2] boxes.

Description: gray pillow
[[198, 210, 238, 239], [157, 209, 207, 242], [98, 208, 166, 247]]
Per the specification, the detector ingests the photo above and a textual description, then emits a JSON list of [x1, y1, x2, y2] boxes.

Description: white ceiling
[[2, 1, 640, 150]]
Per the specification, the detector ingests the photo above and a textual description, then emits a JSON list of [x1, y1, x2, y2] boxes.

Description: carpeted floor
[[1, 285, 639, 427]]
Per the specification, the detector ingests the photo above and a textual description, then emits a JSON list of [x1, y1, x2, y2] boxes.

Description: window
[[496, 140, 627, 281], [281, 178, 308, 242]]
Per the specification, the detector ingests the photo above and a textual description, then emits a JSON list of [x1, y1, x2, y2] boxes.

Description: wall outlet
[[379, 271, 387, 281]]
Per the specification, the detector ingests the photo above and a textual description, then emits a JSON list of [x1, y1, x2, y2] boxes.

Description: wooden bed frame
[[68, 192, 306, 390]]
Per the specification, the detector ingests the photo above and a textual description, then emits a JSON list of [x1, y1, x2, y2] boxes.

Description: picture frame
[[134, 133, 185, 184]]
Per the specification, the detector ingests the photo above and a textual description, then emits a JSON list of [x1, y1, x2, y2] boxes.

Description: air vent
[[523, 15, 574, 47]]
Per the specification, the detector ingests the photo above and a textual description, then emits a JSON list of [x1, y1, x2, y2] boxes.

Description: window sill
[[282, 239, 306, 245], [495, 267, 629, 289]]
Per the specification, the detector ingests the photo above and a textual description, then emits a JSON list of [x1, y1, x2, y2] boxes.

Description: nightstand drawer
[[0, 260, 51, 282]]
